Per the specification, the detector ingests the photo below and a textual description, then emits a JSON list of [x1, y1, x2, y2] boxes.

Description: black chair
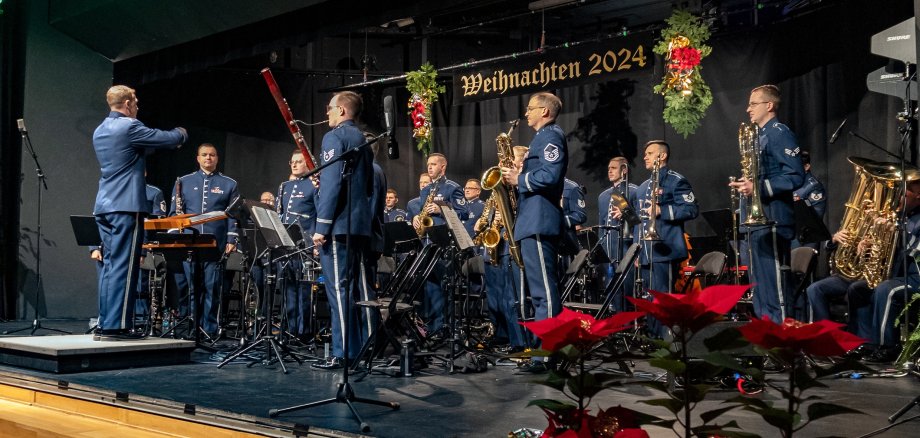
[[560, 249, 591, 303], [679, 251, 727, 294], [789, 246, 819, 321]]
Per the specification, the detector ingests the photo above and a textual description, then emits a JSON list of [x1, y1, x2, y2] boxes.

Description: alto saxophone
[[415, 179, 439, 238], [642, 156, 661, 241], [738, 122, 767, 225], [480, 120, 523, 268], [473, 195, 502, 262]]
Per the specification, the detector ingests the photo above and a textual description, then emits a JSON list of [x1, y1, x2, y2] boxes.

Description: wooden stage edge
[[0, 369, 357, 438]]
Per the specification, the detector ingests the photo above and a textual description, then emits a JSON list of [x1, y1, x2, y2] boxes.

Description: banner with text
[[452, 33, 655, 104]]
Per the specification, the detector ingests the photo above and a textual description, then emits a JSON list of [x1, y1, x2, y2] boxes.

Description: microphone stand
[[4, 128, 69, 335], [269, 130, 399, 432]]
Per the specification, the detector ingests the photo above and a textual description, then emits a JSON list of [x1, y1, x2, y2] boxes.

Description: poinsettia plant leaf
[[640, 397, 683, 414], [649, 357, 685, 375], [698, 405, 740, 424], [805, 402, 864, 423], [528, 398, 577, 411]]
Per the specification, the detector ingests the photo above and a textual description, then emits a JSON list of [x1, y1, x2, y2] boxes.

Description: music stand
[[384, 221, 421, 256], [70, 215, 102, 247], [793, 200, 832, 244], [217, 204, 303, 372], [701, 208, 744, 281]]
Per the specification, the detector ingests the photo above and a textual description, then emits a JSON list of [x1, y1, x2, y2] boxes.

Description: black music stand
[[793, 200, 832, 244], [269, 131, 398, 432], [153, 232, 220, 350], [217, 204, 304, 373], [384, 221, 421, 256]]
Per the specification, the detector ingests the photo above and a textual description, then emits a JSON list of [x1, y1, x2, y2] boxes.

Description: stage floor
[[0, 319, 918, 437]]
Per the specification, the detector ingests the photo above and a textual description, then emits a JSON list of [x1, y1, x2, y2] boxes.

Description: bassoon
[[260, 68, 319, 170]]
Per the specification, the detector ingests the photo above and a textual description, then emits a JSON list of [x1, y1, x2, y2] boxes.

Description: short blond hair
[[106, 85, 135, 108], [752, 84, 781, 109], [334, 91, 363, 118]]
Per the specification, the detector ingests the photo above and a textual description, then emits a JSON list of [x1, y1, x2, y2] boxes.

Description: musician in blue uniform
[[849, 180, 920, 363], [406, 173, 431, 223], [92, 85, 186, 340], [277, 149, 317, 342], [384, 189, 407, 222], [363, 140, 387, 347], [599, 156, 638, 311], [792, 150, 827, 250], [729, 85, 805, 323], [412, 153, 469, 336], [463, 179, 486, 237], [311, 91, 374, 369], [136, 181, 167, 319], [169, 143, 240, 337], [634, 140, 699, 338], [501, 92, 567, 373], [560, 178, 587, 256]]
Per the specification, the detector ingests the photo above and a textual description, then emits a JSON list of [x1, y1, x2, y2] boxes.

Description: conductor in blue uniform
[[277, 149, 317, 341], [729, 85, 805, 323], [92, 85, 187, 340], [501, 92, 567, 373], [169, 143, 240, 337], [598, 156, 638, 311], [634, 140, 698, 338], [311, 91, 374, 370]]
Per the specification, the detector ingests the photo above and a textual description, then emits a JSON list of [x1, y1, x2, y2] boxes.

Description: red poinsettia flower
[[521, 308, 644, 352], [627, 285, 749, 333], [543, 407, 593, 438], [738, 317, 865, 358], [670, 46, 701, 70]]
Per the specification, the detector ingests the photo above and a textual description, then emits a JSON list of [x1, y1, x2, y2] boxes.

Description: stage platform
[[0, 319, 918, 437], [0, 333, 196, 373]]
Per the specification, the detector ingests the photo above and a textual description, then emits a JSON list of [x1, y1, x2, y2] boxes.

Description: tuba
[[480, 120, 523, 268], [829, 157, 917, 287], [738, 122, 768, 225], [642, 156, 661, 241]]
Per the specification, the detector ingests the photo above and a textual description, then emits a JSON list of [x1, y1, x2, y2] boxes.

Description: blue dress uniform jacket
[[385, 207, 408, 222], [406, 197, 422, 222], [169, 170, 240, 249], [370, 162, 388, 254], [418, 176, 470, 225], [464, 198, 486, 238], [514, 124, 568, 239], [740, 118, 805, 234], [278, 176, 317, 237], [633, 166, 699, 264], [562, 179, 587, 230], [94, 111, 187, 214], [93, 111, 186, 332], [599, 181, 638, 259], [146, 185, 167, 218], [793, 171, 827, 218], [315, 120, 373, 237]]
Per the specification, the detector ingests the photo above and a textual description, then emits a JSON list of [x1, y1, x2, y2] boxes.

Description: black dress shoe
[[95, 329, 148, 341], [844, 344, 876, 360], [864, 346, 901, 364], [311, 357, 344, 370], [516, 360, 550, 374]]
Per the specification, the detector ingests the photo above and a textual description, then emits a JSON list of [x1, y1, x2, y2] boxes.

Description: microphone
[[17, 119, 26, 135], [384, 95, 399, 159], [830, 118, 847, 144]]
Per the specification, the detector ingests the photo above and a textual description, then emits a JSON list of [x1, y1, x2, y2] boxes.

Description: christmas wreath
[[652, 10, 713, 138], [406, 62, 445, 156]]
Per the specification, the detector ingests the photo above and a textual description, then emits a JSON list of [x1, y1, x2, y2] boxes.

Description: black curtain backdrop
[[137, 0, 912, 260]]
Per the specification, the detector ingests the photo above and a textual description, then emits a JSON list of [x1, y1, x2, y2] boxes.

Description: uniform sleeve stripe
[[764, 179, 774, 197], [525, 173, 533, 192], [317, 218, 333, 224]]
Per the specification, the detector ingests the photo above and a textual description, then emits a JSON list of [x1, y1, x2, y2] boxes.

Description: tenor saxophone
[[480, 120, 523, 267]]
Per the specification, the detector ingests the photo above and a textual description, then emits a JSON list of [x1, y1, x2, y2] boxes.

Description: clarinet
[[174, 178, 184, 215]]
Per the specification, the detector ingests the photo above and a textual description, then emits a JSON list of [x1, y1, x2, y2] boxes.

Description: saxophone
[[415, 179, 439, 238], [642, 156, 661, 241], [473, 195, 502, 262], [738, 122, 768, 225], [480, 120, 523, 267]]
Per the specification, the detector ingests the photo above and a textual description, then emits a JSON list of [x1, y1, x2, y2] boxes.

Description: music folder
[[439, 206, 475, 252], [248, 204, 296, 250], [70, 215, 101, 247], [383, 221, 419, 255], [793, 200, 832, 244]]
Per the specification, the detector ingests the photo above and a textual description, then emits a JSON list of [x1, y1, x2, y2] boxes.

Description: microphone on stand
[[829, 118, 847, 144], [17, 118, 27, 138], [384, 95, 399, 159]]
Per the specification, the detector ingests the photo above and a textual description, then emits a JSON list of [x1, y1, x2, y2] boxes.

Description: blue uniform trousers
[[805, 276, 868, 327], [603, 239, 636, 312], [319, 237, 376, 359], [175, 260, 223, 334], [748, 225, 793, 323], [639, 260, 680, 339], [95, 212, 143, 330], [424, 260, 448, 333], [279, 258, 312, 336], [850, 277, 916, 347], [520, 236, 560, 358], [485, 254, 526, 347]]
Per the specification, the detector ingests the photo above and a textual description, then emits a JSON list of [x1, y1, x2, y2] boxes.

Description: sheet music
[[440, 206, 474, 250], [250, 205, 296, 249]]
